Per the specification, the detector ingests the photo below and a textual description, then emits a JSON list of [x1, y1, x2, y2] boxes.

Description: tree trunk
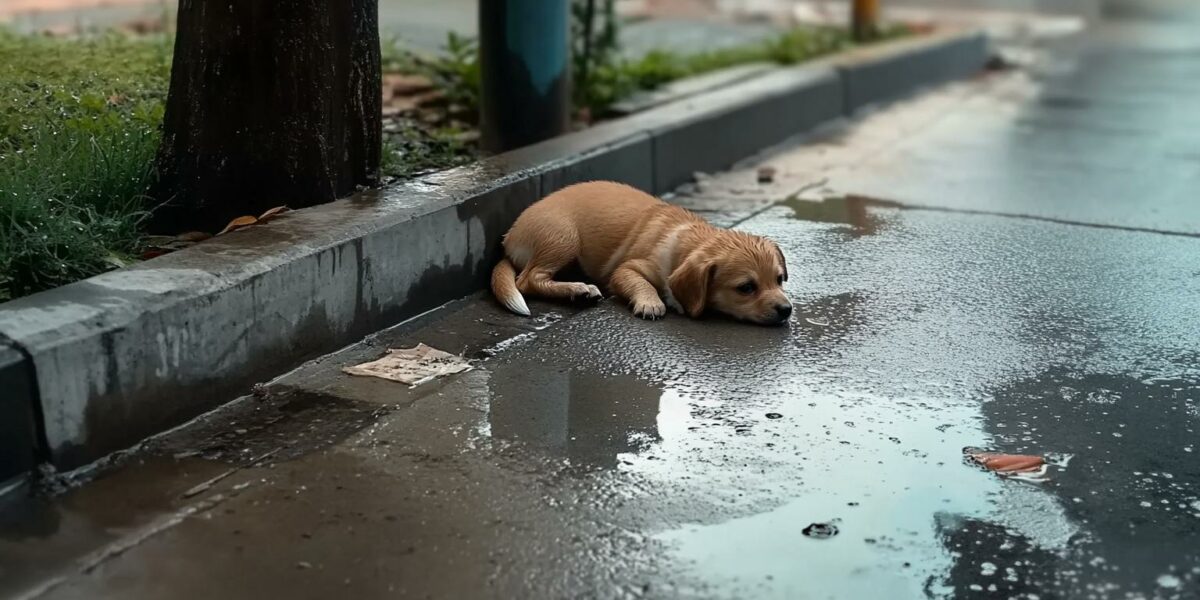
[[153, 0, 381, 233]]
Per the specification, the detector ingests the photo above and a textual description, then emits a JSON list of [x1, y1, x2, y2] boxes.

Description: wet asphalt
[[4, 8, 1200, 600]]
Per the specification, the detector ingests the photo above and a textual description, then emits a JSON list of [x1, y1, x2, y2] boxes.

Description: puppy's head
[[669, 231, 792, 325]]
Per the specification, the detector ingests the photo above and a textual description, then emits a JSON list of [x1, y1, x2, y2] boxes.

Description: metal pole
[[852, 0, 879, 42], [479, 0, 571, 153]]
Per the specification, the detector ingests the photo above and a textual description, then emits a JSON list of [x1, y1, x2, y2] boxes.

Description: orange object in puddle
[[964, 448, 1046, 473]]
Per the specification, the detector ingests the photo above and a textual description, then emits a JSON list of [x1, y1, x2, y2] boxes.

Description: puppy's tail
[[491, 258, 530, 316]]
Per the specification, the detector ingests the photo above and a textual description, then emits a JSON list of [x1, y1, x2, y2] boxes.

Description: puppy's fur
[[491, 181, 792, 325]]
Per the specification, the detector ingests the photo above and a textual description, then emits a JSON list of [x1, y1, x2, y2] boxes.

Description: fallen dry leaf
[[142, 231, 215, 260], [176, 231, 213, 243], [144, 235, 177, 247], [256, 206, 290, 223], [964, 447, 1048, 481], [218, 215, 258, 236], [970, 452, 1045, 472]]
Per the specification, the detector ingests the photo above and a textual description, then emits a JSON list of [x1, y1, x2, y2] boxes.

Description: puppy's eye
[[736, 281, 757, 295]]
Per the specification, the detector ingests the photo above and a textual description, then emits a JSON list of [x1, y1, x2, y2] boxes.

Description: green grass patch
[[0, 30, 170, 301], [580, 26, 855, 112]]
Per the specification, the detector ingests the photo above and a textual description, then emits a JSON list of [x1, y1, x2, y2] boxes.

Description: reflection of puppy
[[491, 181, 792, 325]]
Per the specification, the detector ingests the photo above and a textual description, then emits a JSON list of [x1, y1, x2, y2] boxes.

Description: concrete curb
[[0, 336, 40, 487], [830, 29, 990, 114], [0, 30, 990, 471]]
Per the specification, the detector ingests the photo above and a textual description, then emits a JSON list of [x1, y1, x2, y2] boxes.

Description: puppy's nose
[[774, 304, 792, 320]]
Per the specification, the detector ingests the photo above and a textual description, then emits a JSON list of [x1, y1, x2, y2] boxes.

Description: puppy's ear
[[669, 255, 716, 318], [773, 243, 788, 282]]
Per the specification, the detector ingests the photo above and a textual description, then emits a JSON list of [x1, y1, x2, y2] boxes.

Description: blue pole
[[479, 0, 571, 153]]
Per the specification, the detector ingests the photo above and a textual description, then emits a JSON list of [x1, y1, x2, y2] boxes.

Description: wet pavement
[[5, 6, 1200, 600]]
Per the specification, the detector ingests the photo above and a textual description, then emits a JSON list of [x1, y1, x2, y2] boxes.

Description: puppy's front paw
[[632, 299, 667, 320]]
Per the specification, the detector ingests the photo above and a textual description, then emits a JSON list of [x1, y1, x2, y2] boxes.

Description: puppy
[[490, 181, 792, 325]]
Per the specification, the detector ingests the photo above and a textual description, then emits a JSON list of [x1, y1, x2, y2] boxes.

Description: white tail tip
[[503, 294, 531, 317]]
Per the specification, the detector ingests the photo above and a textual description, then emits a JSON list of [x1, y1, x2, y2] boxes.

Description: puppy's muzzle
[[764, 303, 792, 325]]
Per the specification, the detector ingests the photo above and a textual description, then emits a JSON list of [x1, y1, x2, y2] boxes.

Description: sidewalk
[[3, 4, 1198, 598]]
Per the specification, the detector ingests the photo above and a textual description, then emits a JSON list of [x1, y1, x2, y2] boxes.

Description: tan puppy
[[491, 181, 792, 325]]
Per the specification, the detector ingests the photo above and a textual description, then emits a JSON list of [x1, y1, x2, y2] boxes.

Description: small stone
[[766, 412, 783, 420], [757, 166, 777, 184], [297, 561, 313, 570], [802, 522, 838, 539]]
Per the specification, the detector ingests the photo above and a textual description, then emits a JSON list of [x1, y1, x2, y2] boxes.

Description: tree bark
[[153, 0, 381, 233]]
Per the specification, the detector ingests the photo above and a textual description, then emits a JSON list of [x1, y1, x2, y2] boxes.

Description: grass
[[0, 30, 170, 301], [581, 26, 857, 113]]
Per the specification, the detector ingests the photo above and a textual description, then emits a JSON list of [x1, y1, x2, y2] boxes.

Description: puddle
[[642, 386, 1076, 599], [486, 362, 663, 470], [778, 194, 902, 237]]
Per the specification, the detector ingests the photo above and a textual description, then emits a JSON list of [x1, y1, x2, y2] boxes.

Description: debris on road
[[757, 166, 777, 184], [964, 447, 1048, 482], [802, 522, 839, 539], [342, 343, 473, 386]]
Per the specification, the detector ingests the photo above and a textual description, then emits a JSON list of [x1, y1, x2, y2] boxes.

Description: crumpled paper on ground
[[342, 343, 472, 386]]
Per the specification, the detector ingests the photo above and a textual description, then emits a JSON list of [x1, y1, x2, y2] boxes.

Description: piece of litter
[[805, 317, 830, 327], [964, 447, 1048, 481], [342, 343, 472, 386], [757, 166, 777, 184]]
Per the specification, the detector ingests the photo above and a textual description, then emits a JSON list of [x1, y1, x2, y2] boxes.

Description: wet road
[[5, 8, 1200, 600]]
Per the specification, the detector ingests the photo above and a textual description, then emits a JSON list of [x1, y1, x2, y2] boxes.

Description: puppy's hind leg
[[515, 234, 602, 303]]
